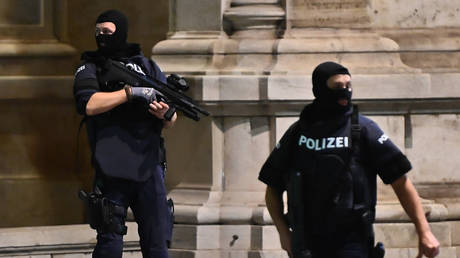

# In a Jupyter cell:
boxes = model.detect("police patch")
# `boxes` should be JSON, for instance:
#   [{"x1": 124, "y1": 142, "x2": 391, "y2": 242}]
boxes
[
  {"x1": 75, "y1": 65, "x2": 86, "y2": 76},
  {"x1": 125, "y1": 62, "x2": 146, "y2": 76},
  {"x1": 377, "y1": 134, "x2": 389, "y2": 144},
  {"x1": 298, "y1": 135, "x2": 349, "y2": 151}
]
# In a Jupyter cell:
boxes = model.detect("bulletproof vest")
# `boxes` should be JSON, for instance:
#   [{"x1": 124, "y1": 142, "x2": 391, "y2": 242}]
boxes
[
  {"x1": 286, "y1": 106, "x2": 374, "y2": 239},
  {"x1": 77, "y1": 55, "x2": 165, "y2": 182}
]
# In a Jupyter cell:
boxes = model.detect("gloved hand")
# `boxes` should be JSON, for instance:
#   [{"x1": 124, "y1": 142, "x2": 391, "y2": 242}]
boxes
[{"x1": 124, "y1": 85, "x2": 158, "y2": 103}]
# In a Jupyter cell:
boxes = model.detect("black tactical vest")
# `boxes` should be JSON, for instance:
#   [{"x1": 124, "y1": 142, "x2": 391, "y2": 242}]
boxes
[{"x1": 286, "y1": 106, "x2": 375, "y2": 239}]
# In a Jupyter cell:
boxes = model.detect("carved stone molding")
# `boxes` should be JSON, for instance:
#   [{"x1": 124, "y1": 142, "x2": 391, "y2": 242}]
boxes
[
  {"x1": 287, "y1": 0, "x2": 371, "y2": 28},
  {"x1": 223, "y1": 0, "x2": 285, "y2": 37}
]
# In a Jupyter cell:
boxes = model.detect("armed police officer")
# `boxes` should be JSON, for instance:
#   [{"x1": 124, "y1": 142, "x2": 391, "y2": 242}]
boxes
[
  {"x1": 73, "y1": 10, "x2": 175, "y2": 258},
  {"x1": 258, "y1": 62, "x2": 440, "y2": 258}
]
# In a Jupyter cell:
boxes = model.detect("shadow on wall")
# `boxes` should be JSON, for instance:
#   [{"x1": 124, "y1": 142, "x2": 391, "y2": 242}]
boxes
[{"x1": 0, "y1": 98, "x2": 93, "y2": 227}]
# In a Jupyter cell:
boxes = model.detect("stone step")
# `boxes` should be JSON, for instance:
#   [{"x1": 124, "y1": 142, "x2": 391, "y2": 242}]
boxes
[
  {"x1": 0, "y1": 223, "x2": 141, "y2": 257},
  {"x1": 0, "y1": 222, "x2": 458, "y2": 257},
  {"x1": 225, "y1": 5, "x2": 285, "y2": 18},
  {"x1": 232, "y1": 0, "x2": 280, "y2": 6}
]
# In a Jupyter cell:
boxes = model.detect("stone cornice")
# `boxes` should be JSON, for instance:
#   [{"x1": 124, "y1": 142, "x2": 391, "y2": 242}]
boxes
[
  {"x1": 202, "y1": 98, "x2": 460, "y2": 117},
  {"x1": 0, "y1": 42, "x2": 76, "y2": 57}
]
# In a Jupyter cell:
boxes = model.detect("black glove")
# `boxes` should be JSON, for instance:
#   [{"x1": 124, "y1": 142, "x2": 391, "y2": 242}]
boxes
[{"x1": 124, "y1": 85, "x2": 158, "y2": 103}]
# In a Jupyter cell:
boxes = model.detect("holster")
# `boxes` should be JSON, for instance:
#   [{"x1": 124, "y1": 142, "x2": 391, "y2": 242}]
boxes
[{"x1": 78, "y1": 189, "x2": 127, "y2": 235}]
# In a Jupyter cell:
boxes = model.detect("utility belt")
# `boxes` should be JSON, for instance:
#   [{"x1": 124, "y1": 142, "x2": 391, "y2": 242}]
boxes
[{"x1": 78, "y1": 188, "x2": 128, "y2": 235}]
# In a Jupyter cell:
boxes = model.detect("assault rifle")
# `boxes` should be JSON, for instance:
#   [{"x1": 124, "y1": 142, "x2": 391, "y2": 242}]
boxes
[
  {"x1": 103, "y1": 58, "x2": 210, "y2": 121},
  {"x1": 287, "y1": 170, "x2": 312, "y2": 258}
]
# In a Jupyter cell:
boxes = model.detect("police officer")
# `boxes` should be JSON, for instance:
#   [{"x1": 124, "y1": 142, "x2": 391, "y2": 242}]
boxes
[
  {"x1": 258, "y1": 62, "x2": 440, "y2": 258},
  {"x1": 73, "y1": 10, "x2": 174, "y2": 258}
]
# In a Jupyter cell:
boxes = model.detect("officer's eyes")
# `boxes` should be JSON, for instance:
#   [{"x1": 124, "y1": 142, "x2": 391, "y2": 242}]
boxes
[
  {"x1": 95, "y1": 28, "x2": 114, "y2": 35},
  {"x1": 332, "y1": 82, "x2": 352, "y2": 89}
]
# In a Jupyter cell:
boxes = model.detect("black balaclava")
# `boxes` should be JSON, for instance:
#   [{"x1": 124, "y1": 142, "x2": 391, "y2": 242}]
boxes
[
  {"x1": 299, "y1": 62, "x2": 352, "y2": 128},
  {"x1": 311, "y1": 61, "x2": 352, "y2": 116},
  {"x1": 95, "y1": 10, "x2": 128, "y2": 57}
]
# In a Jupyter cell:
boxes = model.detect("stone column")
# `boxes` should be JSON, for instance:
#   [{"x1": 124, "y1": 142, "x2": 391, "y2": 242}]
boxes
[{"x1": 155, "y1": 0, "x2": 460, "y2": 257}]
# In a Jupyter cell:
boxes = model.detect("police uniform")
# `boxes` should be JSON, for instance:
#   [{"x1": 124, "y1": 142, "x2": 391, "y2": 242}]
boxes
[
  {"x1": 74, "y1": 21, "x2": 172, "y2": 258},
  {"x1": 258, "y1": 62, "x2": 411, "y2": 258},
  {"x1": 259, "y1": 106, "x2": 411, "y2": 258}
]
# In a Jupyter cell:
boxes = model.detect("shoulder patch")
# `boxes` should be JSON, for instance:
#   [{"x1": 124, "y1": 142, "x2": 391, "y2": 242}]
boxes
[
  {"x1": 125, "y1": 62, "x2": 146, "y2": 76},
  {"x1": 377, "y1": 134, "x2": 389, "y2": 144},
  {"x1": 75, "y1": 65, "x2": 86, "y2": 76}
]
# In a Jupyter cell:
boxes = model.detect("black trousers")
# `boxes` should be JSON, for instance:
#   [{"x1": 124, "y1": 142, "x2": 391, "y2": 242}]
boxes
[{"x1": 92, "y1": 165, "x2": 171, "y2": 258}]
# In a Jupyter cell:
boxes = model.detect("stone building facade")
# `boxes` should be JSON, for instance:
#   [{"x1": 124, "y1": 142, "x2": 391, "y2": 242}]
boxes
[{"x1": 1, "y1": 0, "x2": 460, "y2": 257}]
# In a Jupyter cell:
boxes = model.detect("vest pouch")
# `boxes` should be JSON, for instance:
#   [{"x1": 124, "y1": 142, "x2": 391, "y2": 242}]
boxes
[
  {"x1": 306, "y1": 154, "x2": 354, "y2": 235},
  {"x1": 349, "y1": 156, "x2": 375, "y2": 231}
]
